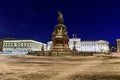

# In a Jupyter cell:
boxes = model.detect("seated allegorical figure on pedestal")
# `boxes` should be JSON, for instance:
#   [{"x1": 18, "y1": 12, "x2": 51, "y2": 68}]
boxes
[{"x1": 57, "y1": 26, "x2": 63, "y2": 36}]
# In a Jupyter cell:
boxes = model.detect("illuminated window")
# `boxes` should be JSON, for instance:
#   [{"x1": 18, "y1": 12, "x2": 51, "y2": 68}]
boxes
[{"x1": 21, "y1": 43, "x2": 23, "y2": 47}]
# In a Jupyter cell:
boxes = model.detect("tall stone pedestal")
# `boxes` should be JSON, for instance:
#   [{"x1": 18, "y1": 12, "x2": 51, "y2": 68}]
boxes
[
  {"x1": 51, "y1": 37, "x2": 71, "y2": 56},
  {"x1": 53, "y1": 37, "x2": 68, "y2": 50}
]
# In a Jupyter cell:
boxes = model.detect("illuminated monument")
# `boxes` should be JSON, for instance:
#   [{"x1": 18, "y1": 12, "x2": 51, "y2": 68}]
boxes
[{"x1": 51, "y1": 11, "x2": 71, "y2": 55}]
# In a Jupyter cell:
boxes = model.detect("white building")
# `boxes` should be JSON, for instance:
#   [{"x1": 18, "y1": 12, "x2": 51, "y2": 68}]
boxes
[
  {"x1": 3, "y1": 40, "x2": 46, "y2": 54},
  {"x1": 47, "y1": 41, "x2": 52, "y2": 51},
  {"x1": 69, "y1": 38, "x2": 109, "y2": 53},
  {"x1": 47, "y1": 38, "x2": 109, "y2": 53}
]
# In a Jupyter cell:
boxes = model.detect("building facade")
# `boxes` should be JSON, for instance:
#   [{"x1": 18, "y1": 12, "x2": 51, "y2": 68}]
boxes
[
  {"x1": 47, "y1": 41, "x2": 52, "y2": 51},
  {"x1": 69, "y1": 38, "x2": 109, "y2": 53},
  {"x1": 2, "y1": 40, "x2": 46, "y2": 54},
  {"x1": 0, "y1": 38, "x2": 16, "y2": 52},
  {"x1": 47, "y1": 38, "x2": 109, "y2": 53}
]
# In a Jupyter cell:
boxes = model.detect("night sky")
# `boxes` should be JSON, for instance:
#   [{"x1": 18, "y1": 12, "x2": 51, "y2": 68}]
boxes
[{"x1": 0, "y1": 0, "x2": 120, "y2": 45}]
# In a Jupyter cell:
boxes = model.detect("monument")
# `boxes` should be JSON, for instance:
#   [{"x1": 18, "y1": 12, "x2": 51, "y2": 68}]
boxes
[{"x1": 51, "y1": 11, "x2": 71, "y2": 56}]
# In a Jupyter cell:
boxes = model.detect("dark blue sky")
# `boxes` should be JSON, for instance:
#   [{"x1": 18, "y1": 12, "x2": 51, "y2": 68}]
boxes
[{"x1": 0, "y1": 0, "x2": 120, "y2": 45}]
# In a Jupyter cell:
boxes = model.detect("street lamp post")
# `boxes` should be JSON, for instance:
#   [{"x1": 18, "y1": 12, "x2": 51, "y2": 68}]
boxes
[{"x1": 72, "y1": 34, "x2": 77, "y2": 55}]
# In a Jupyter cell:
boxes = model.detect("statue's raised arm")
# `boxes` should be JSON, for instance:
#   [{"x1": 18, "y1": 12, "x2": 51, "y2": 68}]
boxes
[{"x1": 58, "y1": 11, "x2": 64, "y2": 24}]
